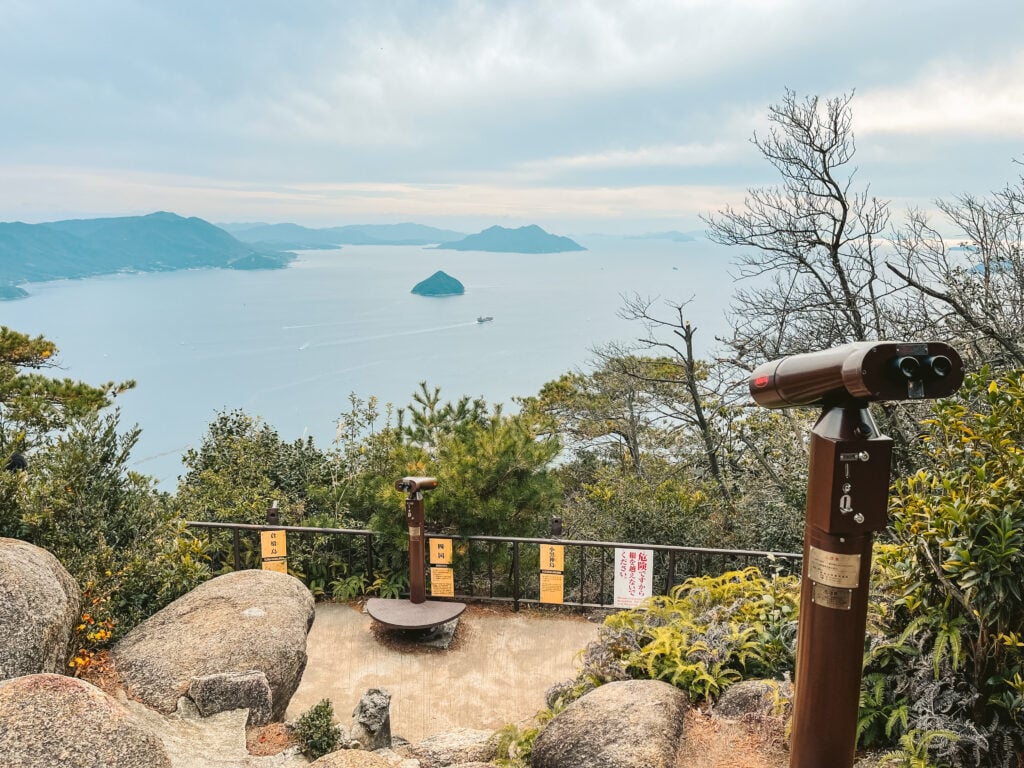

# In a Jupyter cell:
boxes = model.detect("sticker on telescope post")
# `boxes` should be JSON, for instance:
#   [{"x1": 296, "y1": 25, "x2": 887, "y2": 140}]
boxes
[
  {"x1": 811, "y1": 582, "x2": 853, "y2": 610},
  {"x1": 753, "y1": 374, "x2": 771, "y2": 389},
  {"x1": 807, "y1": 546, "x2": 861, "y2": 589}
]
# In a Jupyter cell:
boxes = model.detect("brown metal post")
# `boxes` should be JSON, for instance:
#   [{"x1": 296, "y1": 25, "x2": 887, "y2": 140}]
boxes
[
  {"x1": 406, "y1": 492, "x2": 426, "y2": 604},
  {"x1": 789, "y1": 405, "x2": 893, "y2": 768}
]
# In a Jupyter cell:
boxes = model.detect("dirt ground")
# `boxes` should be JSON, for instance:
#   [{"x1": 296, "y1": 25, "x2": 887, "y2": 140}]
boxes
[{"x1": 285, "y1": 601, "x2": 602, "y2": 742}]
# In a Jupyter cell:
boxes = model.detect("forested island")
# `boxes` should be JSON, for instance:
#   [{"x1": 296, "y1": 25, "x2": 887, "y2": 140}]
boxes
[
  {"x1": 0, "y1": 212, "x2": 293, "y2": 299},
  {"x1": 435, "y1": 224, "x2": 586, "y2": 253},
  {"x1": 410, "y1": 270, "x2": 465, "y2": 296}
]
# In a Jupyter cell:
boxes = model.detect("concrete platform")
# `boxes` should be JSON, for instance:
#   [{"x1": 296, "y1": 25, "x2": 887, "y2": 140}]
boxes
[
  {"x1": 365, "y1": 597, "x2": 466, "y2": 629},
  {"x1": 285, "y1": 602, "x2": 601, "y2": 742}
]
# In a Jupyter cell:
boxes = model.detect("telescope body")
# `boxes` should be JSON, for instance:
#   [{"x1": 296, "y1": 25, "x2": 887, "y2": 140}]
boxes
[{"x1": 749, "y1": 341, "x2": 964, "y2": 408}]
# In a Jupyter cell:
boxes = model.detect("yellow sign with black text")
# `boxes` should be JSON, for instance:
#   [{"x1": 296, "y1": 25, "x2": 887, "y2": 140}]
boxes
[
  {"x1": 261, "y1": 559, "x2": 288, "y2": 574},
  {"x1": 540, "y1": 544, "x2": 564, "y2": 572},
  {"x1": 260, "y1": 530, "x2": 287, "y2": 559},
  {"x1": 540, "y1": 572, "x2": 564, "y2": 604},
  {"x1": 430, "y1": 566, "x2": 455, "y2": 597},
  {"x1": 429, "y1": 538, "x2": 453, "y2": 565}
]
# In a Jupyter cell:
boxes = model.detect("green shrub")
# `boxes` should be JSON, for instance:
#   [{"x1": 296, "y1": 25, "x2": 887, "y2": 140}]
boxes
[
  {"x1": 547, "y1": 567, "x2": 799, "y2": 707},
  {"x1": 294, "y1": 698, "x2": 342, "y2": 760},
  {"x1": 873, "y1": 369, "x2": 1024, "y2": 766}
]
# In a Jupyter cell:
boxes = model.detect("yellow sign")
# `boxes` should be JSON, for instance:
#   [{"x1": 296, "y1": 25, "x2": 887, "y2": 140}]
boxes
[
  {"x1": 429, "y1": 538, "x2": 453, "y2": 565},
  {"x1": 261, "y1": 530, "x2": 287, "y2": 559},
  {"x1": 540, "y1": 572, "x2": 564, "y2": 604},
  {"x1": 261, "y1": 559, "x2": 288, "y2": 574},
  {"x1": 430, "y1": 566, "x2": 455, "y2": 597},
  {"x1": 540, "y1": 543, "x2": 564, "y2": 572}
]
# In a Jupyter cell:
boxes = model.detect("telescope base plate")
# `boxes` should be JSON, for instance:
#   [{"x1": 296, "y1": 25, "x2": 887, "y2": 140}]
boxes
[{"x1": 365, "y1": 597, "x2": 466, "y2": 630}]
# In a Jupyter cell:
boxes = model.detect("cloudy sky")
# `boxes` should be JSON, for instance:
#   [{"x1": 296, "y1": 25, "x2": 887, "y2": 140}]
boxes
[{"x1": 2, "y1": 0, "x2": 1022, "y2": 233}]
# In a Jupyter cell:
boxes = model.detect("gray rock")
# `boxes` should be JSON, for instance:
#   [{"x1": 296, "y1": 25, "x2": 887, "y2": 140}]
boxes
[
  {"x1": 0, "y1": 673, "x2": 171, "y2": 768},
  {"x1": 350, "y1": 688, "x2": 393, "y2": 750},
  {"x1": 531, "y1": 679, "x2": 689, "y2": 768},
  {"x1": 406, "y1": 728, "x2": 496, "y2": 768},
  {"x1": 188, "y1": 669, "x2": 274, "y2": 726},
  {"x1": 0, "y1": 537, "x2": 81, "y2": 680},
  {"x1": 112, "y1": 569, "x2": 315, "y2": 720},
  {"x1": 309, "y1": 750, "x2": 395, "y2": 767},
  {"x1": 714, "y1": 678, "x2": 793, "y2": 719}
]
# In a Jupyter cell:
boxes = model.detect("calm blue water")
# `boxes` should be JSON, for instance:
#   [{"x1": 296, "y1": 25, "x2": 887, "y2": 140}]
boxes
[{"x1": 3, "y1": 237, "x2": 736, "y2": 486}]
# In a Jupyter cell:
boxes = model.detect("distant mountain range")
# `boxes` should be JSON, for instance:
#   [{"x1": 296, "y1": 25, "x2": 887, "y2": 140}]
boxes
[
  {"x1": 0, "y1": 212, "x2": 293, "y2": 298},
  {"x1": 222, "y1": 222, "x2": 466, "y2": 249},
  {"x1": 436, "y1": 225, "x2": 586, "y2": 253}
]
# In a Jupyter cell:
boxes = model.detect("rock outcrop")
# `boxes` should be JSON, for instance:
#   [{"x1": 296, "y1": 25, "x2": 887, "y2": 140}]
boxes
[
  {"x1": 404, "y1": 728, "x2": 496, "y2": 768},
  {"x1": 0, "y1": 673, "x2": 171, "y2": 768},
  {"x1": 309, "y1": 751, "x2": 394, "y2": 767},
  {"x1": 530, "y1": 680, "x2": 689, "y2": 768},
  {"x1": 350, "y1": 688, "x2": 393, "y2": 750},
  {"x1": 188, "y1": 670, "x2": 274, "y2": 726},
  {"x1": 0, "y1": 537, "x2": 81, "y2": 680},
  {"x1": 112, "y1": 569, "x2": 315, "y2": 720},
  {"x1": 714, "y1": 678, "x2": 793, "y2": 719}
]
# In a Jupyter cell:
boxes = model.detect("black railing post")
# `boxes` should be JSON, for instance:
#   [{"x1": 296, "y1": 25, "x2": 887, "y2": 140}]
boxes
[
  {"x1": 512, "y1": 541, "x2": 520, "y2": 612},
  {"x1": 667, "y1": 550, "x2": 677, "y2": 595},
  {"x1": 366, "y1": 535, "x2": 374, "y2": 580},
  {"x1": 232, "y1": 528, "x2": 241, "y2": 571}
]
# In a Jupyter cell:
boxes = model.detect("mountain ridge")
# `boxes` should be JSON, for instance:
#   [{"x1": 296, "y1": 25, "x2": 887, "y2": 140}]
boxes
[
  {"x1": 435, "y1": 224, "x2": 586, "y2": 253},
  {"x1": 0, "y1": 212, "x2": 293, "y2": 298}
]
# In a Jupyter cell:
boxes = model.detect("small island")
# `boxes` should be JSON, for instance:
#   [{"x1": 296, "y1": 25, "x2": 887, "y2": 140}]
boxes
[
  {"x1": 411, "y1": 270, "x2": 465, "y2": 297},
  {"x1": 435, "y1": 224, "x2": 586, "y2": 254}
]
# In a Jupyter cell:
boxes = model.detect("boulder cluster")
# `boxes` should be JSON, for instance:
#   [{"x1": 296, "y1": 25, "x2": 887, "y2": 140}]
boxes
[{"x1": 0, "y1": 536, "x2": 795, "y2": 768}]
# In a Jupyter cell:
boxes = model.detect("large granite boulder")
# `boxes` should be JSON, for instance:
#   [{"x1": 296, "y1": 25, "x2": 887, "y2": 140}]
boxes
[
  {"x1": 112, "y1": 569, "x2": 314, "y2": 720},
  {"x1": 0, "y1": 537, "x2": 81, "y2": 680},
  {"x1": 531, "y1": 680, "x2": 689, "y2": 768},
  {"x1": 0, "y1": 673, "x2": 171, "y2": 768}
]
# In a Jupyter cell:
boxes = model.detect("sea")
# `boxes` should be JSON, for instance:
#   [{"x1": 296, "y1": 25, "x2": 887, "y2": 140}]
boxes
[{"x1": 3, "y1": 237, "x2": 737, "y2": 488}]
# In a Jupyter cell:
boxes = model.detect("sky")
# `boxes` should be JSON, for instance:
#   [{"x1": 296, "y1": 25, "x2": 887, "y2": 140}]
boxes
[{"x1": 2, "y1": 0, "x2": 1023, "y2": 235}]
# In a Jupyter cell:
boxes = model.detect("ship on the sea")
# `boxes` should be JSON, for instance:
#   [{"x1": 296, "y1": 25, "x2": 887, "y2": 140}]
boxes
[{"x1": 477, "y1": 316, "x2": 494, "y2": 323}]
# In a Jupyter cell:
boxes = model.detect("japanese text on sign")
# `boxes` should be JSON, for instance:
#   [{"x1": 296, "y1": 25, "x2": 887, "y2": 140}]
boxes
[
  {"x1": 260, "y1": 530, "x2": 287, "y2": 559},
  {"x1": 430, "y1": 566, "x2": 454, "y2": 598},
  {"x1": 541, "y1": 544, "x2": 564, "y2": 573},
  {"x1": 613, "y1": 547, "x2": 653, "y2": 608},
  {"x1": 429, "y1": 538, "x2": 453, "y2": 565},
  {"x1": 540, "y1": 572, "x2": 564, "y2": 604}
]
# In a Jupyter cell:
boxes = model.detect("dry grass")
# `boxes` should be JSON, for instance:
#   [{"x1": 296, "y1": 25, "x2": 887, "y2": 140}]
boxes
[{"x1": 677, "y1": 709, "x2": 789, "y2": 768}]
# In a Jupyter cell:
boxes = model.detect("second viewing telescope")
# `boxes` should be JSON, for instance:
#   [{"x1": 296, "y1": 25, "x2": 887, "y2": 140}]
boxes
[{"x1": 749, "y1": 341, "x2": 964, "y2": 408}]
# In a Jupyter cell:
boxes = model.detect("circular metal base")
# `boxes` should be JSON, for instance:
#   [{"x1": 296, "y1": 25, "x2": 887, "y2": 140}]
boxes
[{"x1": 365, "y1": 598, "x2": 467, "y2": 629}]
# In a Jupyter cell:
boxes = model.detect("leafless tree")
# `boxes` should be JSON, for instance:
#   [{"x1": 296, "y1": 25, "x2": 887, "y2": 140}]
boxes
[
  {"x1": 888, "y1": 176, "x2": 1024, "y2": 369},
  {"x1": 703, "y1": 90, "x2": 895, "y2": 367}
]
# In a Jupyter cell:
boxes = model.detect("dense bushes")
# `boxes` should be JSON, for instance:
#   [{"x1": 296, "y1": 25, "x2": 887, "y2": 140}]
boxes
[{"x1": 868, "y1": 370, "x2": 1024, "y2": 766}]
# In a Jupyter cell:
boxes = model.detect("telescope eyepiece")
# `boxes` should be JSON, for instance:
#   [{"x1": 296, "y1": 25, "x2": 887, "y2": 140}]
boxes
[
  {"x1": 927, "y1": 355, "x2": 952, "y2": 379},
  {"x1": 892, "y1": 356, "x2": 921, "y2": 380}
]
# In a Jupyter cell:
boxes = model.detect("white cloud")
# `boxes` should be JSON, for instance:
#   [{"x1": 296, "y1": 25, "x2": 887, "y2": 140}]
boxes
[
  {"x1": 857, "y1": 52, "x2": 1024, "y2": 138},
  {"x1": 0, "y1": 164, "x2": 743, "y2": 229}
]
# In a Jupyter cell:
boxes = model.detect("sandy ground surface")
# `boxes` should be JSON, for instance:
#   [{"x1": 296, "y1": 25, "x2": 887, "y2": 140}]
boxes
[{"x1": 285, "y1": 602, "x2": 602, "y2": 742}]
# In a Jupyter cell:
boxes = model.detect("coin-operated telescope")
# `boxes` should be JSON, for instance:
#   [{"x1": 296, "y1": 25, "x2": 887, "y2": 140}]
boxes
[
  {"x1": 365, "y1": 476, "x2": 466, "y2": 632},
  {"x1": 749, "y1": 342, "x2": 963, "y2": 768}
]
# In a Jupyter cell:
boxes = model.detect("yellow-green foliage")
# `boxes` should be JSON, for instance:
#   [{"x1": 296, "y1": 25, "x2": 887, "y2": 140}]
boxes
[{"x1": 558, "y1": 567, "x2": 799, "y2": 704}]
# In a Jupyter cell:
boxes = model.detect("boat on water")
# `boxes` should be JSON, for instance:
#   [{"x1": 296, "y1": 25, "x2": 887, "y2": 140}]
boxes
[{"x1": 476, "y1": 316, "x2": 494, "y2": 323}]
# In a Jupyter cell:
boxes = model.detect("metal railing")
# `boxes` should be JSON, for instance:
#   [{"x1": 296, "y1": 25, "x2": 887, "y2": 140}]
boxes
[{"x1": 186, "y1": 520, "x2": 802, "y2": 611}]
